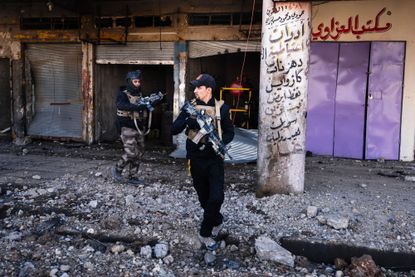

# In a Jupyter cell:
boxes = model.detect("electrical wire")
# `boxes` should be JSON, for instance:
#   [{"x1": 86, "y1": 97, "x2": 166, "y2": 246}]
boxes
[{"x1": 233, "y1": 0, "x2": 256, "y2": 124}]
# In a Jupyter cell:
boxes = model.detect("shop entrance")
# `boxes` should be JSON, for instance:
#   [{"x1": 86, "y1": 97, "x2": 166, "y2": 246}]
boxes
[
  {"x1": 306, "y1": 42, "x2": 405, "y2": 160},
  {"x1": 95, "y1": 64, "x2": 174, "y2": 144}
]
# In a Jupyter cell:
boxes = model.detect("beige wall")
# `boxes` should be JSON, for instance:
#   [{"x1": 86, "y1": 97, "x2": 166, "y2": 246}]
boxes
[{"x1": 311, "y1": 0, "x2": 415, "y2": 161}]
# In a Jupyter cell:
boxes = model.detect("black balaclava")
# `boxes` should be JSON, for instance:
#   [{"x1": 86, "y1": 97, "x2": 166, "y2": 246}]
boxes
[{"x1": 126, "y1": 70, "x2": 142, "y2": 94}]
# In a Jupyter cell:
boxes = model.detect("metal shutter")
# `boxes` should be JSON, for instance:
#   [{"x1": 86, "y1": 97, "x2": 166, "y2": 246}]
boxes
[
  {"x1": 26, "y1": 44, "x2": 82, "y2": 138},
  {"x1": 188, "y1": 41, "x2": 260, "y2": 58},
  {"x1": 96, "y1": 42, "x2": 175, "y2": 64}
]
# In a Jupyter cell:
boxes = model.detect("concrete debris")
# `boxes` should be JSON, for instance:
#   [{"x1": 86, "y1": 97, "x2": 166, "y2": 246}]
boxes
[
  {"x1": 404, "y1": 176, "x2": 415, "y2": 182},
  {"x1": 140, "y1": 245, "x2": 152, "y2": 259},
  {"x1": 255, "y1": 235, "x2": 295, "y2": 267},
  {"x1": 0, "y1": 142, "x2": 413, "y2": 276},
  {"x1": 326, "y1": 215, "x2": 349, "y2": 229},
  {"x1": 204, "y1": 252, "x2": 216, "y2": 266},
  {"x1": 334, "y1": 258, "x2": 348, "y2": 270},
  {"x1": 307, "y1": 206, "x2": 318, "y2": 218},
  {"x1": 154, "y1": 242, "x2": 169, "y2": 258},
  {"x1": 349, "y1": 255, "x2": 383, "y2": 277},
  {"x1": 110, "y1": 244, "x2": 125, "y2": 254}
]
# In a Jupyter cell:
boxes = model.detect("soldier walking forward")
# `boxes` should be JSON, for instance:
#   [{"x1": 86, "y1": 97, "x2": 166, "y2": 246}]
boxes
[{"x1": 171, "y1": 74, "x2": 234, "y2": 250}]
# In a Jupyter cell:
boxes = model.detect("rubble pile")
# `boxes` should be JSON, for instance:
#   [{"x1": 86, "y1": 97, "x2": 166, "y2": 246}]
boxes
[{"x1": 0, "y1": 142, "x2": 414, "y2": 276}]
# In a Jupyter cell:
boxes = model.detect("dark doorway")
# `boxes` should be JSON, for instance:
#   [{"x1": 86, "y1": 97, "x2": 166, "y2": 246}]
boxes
[{"x1": 95, "y1": 64, "x2": 174, "y2": 143}]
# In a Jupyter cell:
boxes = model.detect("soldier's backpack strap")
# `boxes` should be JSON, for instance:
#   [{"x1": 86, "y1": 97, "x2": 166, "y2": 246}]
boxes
[{"x1": 215, "y1": 99, "x2": 224, "y2": 140}]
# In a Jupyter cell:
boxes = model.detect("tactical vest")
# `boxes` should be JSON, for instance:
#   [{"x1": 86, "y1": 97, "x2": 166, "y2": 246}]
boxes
[
  {"x1": 116, "y1": 90, "x2": 148, "y2": 120},
  {"x1": 187, "y1": 99, "x2": 224, "y2": 142}
]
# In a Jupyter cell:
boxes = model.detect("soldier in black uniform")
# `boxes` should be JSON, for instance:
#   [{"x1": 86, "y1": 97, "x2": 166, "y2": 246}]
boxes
[
  {"x1": 171, "y1": 74, "x2": 234, "y2": 250},
  {"x1": 112, "y1": 69, "x2": 148, "y2": 185}
]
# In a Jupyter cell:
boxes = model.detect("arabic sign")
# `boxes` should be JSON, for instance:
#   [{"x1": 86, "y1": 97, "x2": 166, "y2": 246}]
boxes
[
  {"x1": 259, "y1": 1, "x2": 311, "y2": 154},
  {"x1": 312, "y1": 7, "x2": 392, "y2": 41}
]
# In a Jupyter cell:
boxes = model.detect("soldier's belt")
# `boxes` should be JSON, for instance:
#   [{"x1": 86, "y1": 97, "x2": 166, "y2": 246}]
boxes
[{"x1": 117, "y1": 110, "x2": 142, "y2": 120}]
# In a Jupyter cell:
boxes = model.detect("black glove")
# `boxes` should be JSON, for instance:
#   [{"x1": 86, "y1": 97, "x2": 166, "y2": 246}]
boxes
[
  {"x1": 185, "y1": 117, "x2": 199, "y2": 129},
  {"x1": 135, "y1": 104, "x2": 147, "y2": 112},
  {"x1": 151, "y1": 99, "x2": 160, "y2": 106},
  {"x1": 181, "y1": 105, "x2": 189, "y2": 114}
]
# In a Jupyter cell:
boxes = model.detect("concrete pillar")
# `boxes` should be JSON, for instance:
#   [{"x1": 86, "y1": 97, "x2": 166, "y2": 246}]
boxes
[
  {"x1": 257, "y1": 1, "x2": 311, "y2": 197},
  {"x1": 81, "y1": 42, "x2": 94, "y2": 144},
  {"x1": 173, "y1": 41, "x2": 187, "y2": 120},
  {"x1": 11, "y1": 59, "x2": 25, "y2": 140},
  {"x1": 172, "y1": 41, "x2": 187, "y2": 146}
]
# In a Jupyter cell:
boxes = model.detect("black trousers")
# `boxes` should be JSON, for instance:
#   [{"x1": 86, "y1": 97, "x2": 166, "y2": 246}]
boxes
[{"x1": 190, "y1": 158, "x2": 224, "y2": 237}]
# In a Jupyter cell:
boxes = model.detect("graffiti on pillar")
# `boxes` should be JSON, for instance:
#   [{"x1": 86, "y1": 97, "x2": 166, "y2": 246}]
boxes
[
  {"x1": 261, "y1": 1, "x2": 310, "y2": 154},
  {"x1": 312, "y1": 7, "x2": 392, "y2": 41}
]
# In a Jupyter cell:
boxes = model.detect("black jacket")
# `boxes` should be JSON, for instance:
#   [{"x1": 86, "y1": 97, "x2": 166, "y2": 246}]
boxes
[
  {"x1": 116, "y1": 87, "x2": 146, "y2": 130},
  {"x1": 171, "y1": 98, "x2": 235, "y2": 159}
]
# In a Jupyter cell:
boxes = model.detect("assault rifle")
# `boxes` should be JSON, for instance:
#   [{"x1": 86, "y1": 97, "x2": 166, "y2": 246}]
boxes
[
  {"x1": 182, "y1": 101, "x2": 232, "y2": 160},
  {"x1": 136, "y1": 91, "x2": 165, "y2": 112}
]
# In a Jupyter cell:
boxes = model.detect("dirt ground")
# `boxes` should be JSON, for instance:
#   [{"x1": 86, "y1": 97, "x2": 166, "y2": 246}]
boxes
[{"x1": 0, "y1": 138, "x2": 414, "y2": 277}]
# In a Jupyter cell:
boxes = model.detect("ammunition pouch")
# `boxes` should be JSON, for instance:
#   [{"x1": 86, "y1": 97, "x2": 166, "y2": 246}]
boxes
[{"x1": 187, "y1": 128, "x2": 207, "y2": 144}]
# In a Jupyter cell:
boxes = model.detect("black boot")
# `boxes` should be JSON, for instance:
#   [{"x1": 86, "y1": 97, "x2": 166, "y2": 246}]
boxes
[
  {"x1": 111, "y1": 166, "x2": 123, "y2": 183},
  {"x1": 127, "y1": 177, "x2": 144, "y2": 185}
]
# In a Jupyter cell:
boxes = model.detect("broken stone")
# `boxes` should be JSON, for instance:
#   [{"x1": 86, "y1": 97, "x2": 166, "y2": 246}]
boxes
[
  {"x1": 4, "y1": 231, "x2": 22, "y2": 241},
  {"x1": 83, "y1": 261, "x2": 94, "y2": 271},
  {"x1": 182, "y1": 234, "x2": 202, "y2": 250},
  {"x1": 255, "y1": 235, "x2": 294, "y2": 267},
  {"x1": 154, "y1": 242, "x2": 169, "y2": 258},
  {"x1": 32, "y1": 175, "x2": 41, "y2": 180},
  {"x1": 229, "y1": 244, "x2": 238, "y2": 252},
  {"x1": 326, "y1": 215, "x2": 349, "y2": 229},
  {"x1": 88, "y1": 200, "x2": 98, "y2": 208},
  {"x1": 307, "y1": 206, "x2": 318, "y2": 218},
  {"x1": 317, "y1": 215, "x2": 327, "y2": 224},
  {"x1": 19, "y1": 261, "x2": 35, "y2": 277},
  {"x1": 140, "y1": 245, "x2": 152, "y2": 258},
  {"x1": 125, "y1": 195, "x2": 135, "y2": 206},
  {"x1": 404, "y1": 176, "x2": 415, "y2": 182},
  {"x1": 60, "y1": 265, "x2": 70, "y2": 272},
  {"x1": 334, "y1": 257, "x2": 348, "y2": 269},
  {"x1": 335, "y1": 271, "x2": 344, "y2": 277},
  {"x1": 349, "y1": 255, "x2": 382, "y2": 277},
  {"x1": 163, "y1": 255, "x2": 174, "y2": 265},
  {"x1": 224, "y1": 259, "x2": 240, "y2": 270},
  {"x1": 204, "y1": 252, "x2": 216, "y2": 266},
  {"x1": 101, "y1": 215, "x2": 122, "y2": 230},
  {"x1": 111, "y1": 244, "x2": 125, "y2": 254},
  {"x1": 322, "y1": 207, "x2": 330, "y2": 213},
  {"x1": 50, "y1": 268, "x2": 58, "y2": 277}
]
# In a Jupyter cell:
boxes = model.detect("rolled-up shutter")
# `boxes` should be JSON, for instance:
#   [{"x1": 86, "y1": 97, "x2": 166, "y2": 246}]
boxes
[
  {"x1": 26, "y1": 44, "x2": 82, "y2": 138},
  {"x1": 189, "y1": 40, "x2": 260, "y2": 58},
  {"x1": 96, "y1": 42, "x2": 175, "y2": 64}
]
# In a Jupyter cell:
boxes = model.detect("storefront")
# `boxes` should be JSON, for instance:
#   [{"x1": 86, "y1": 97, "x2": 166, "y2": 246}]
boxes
[{"x1": 306, "y1": 0, "x2": 414, "y2": 161}]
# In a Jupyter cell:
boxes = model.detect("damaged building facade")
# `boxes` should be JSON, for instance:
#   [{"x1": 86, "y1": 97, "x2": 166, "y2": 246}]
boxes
[
  {"x1": 0, "y1": 0, "x2": 414, "y2": 161},
  {"x1": 0, "y1": 0, "x2": 263, "y2": 146}
]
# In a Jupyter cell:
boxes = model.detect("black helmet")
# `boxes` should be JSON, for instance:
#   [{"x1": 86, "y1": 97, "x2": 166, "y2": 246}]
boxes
[
  {"x1": 126, "y1": 70, "x2": 142, "y2": 93},
  {"x1": 126, "y1": 69, "x2": 142, "y2": 81}
]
